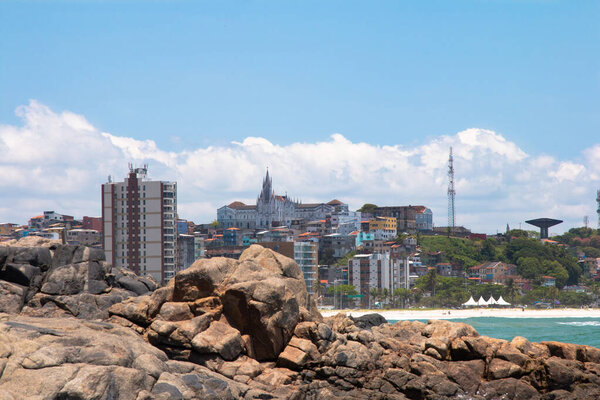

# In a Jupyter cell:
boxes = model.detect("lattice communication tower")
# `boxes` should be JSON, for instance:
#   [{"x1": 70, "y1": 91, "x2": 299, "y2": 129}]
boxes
[
  {"x1": 597, "y1": 190, "x2": 600, "y2": 229},
  {"x1": 448, "y1": 147, "x2": 456, "y2": 232}
]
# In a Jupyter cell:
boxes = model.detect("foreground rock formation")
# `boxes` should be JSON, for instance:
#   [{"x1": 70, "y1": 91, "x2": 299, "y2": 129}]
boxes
[
  {"x1": 0, "y1": 237, "x2": 156, "y2": 319},
  {"x1": 2, "y1": 242, "x2": 600, "y2": 399}
]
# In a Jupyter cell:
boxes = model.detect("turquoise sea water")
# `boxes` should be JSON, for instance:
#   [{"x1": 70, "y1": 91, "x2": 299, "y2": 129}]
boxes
[{"x1": 388, "y1": 317, "x2": 600, "y2": 348}]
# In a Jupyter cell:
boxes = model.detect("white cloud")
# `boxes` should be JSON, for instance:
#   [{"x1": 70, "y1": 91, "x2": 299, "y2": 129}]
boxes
[
  {"x1": 549, "y1": 162, "x2": 586, "y2": 183},
  {"x1": 0, "y1": 100, "x2": 599, "y2": 234}
]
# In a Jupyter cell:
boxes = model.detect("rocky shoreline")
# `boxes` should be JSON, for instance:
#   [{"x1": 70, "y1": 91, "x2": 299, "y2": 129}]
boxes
[{"x1": 1, "y1": 239, "x2": 600, "y2": 399}]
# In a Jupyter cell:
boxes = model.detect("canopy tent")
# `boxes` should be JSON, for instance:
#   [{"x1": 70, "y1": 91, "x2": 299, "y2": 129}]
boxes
[
  {"x1": 477, "y1": 296, "x2": 488, "y2": 306},
  {"x1": 496, "y1": 296, "x2": 511, "y2": 306},
  {"x1": 462, "y1": 296, "x2": 477, "y2": 307},
  {"x1": 487, "y1": 296, "x2": 498, "y2": 306}
]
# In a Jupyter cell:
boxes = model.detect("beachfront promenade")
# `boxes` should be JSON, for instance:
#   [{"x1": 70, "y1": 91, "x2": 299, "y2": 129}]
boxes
[{"x1": 319, "y1": 307, "x2": 600, "y2": 320}]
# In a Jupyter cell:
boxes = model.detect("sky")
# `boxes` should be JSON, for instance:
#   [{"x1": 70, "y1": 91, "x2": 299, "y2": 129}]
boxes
[{"x1": 0, "y1": 1, "x2": 599, "y2": 234}]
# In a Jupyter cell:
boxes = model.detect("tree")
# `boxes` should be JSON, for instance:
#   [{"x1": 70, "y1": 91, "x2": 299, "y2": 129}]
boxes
[
  {"x1": 544, "y1": 260, "x2": 569, "y2": 289},
  {"x1": 336, "y1": 250, "x2": 356, "y2": 267},
  {"x1": 393, "y1": 288, "x2": 411, "y2": 309},
  {"x1": 209, "y1": 220, "x2": 220, "y2": 228},
  {"x1": 313, "y1": 280, "x2": 324, "y2": 305},
  {"x1": 327, "y1": 284, "x2": 357, "y2": 309},
  {"x1": 481, "y1": 239, "x2": 497, "y2": 260},
  {"x1": 319, "y1": 248, "x2": 336, "y2": 265},
  {"x1": 505, "y1": 278, "x2": 519, "y2": 303},
  {"x1": 421, "y1": 269, "x2": 438, "y2": 295},
  {"x1": 547, "y1": 286, "x2": 560, "y2": 303},
  {"x1": 411, "y1": 287, "x2": 424, "y2": 305},
  {"x1": 581, "y1": 247, "x2": 600, "y2": 258},
  {"x1": 357, "y1": 203, "x2": 378, "y2": 213},
  {"x1": 517, "y1": 257, "x2": 544, "y2": 280},
  {"x1": 369, "y1": 287, "x2": 380, "y2": 308},
  {"x1": 382, "y1": 288, "x2": 390, "y2": 307}
]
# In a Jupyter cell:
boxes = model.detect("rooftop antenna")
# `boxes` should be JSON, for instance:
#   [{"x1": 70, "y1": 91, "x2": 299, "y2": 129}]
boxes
[{"x1": 447, "y1": 147, "x2": 456, "y2": 234}]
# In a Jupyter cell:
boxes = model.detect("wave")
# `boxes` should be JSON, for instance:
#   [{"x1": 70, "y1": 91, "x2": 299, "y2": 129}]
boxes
[{"x1": 557, "y1": 321, "x2": 600, "y2": 327}]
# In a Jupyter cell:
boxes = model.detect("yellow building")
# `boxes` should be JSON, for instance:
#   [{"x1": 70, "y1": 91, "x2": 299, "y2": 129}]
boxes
[
  {"x1": 369, "y1": 217, "x2": 396, "y2": 231},
  {"x1": 368, "y1": 217, "x2": 397, "y2": 240}
]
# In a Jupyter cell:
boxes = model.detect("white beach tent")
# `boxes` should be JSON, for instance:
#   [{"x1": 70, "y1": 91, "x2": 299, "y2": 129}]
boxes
[
  {"x1": 487, "y1": 296, "x2": 498, "y2": 306},
  {"x1": 496, "y1": 296, "x2": 511, "y2": 306},
  {"x1": 477, "y1": 296, "x2": 488, "y2": 306},
  {"x1": 463, "y1": 296, "x2": 477, "y2": 307}
]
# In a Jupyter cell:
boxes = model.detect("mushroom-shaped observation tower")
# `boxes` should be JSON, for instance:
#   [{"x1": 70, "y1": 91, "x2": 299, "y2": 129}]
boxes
[{"x1": 525, "y1": 218, "x2": 563, "y2": 239}]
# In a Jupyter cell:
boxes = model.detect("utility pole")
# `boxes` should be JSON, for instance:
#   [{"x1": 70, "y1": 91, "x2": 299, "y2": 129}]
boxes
[{"x1": 447, "y1": 147, "x2": 456, "y2": 235}]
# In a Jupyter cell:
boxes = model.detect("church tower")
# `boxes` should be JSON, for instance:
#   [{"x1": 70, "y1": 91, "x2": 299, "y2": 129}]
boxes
[{"x1": 257, "y1": 169, "x2": 276, "y2": 228}]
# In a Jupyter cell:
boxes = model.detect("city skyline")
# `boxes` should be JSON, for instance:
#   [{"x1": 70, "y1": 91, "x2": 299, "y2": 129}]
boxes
[{"x1": 0, "y1": 100, "x2": 598, "y2": 235}]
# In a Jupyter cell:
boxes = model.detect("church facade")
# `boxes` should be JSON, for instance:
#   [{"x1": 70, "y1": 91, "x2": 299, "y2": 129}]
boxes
[{"x1": 217, "y1": 171, "x2": 345, "y2": 230}]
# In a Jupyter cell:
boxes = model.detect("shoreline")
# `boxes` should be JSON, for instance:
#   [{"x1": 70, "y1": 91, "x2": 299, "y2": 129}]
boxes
[{"x1": 319, "y1": 307, "x2": 600, "y2": 320}]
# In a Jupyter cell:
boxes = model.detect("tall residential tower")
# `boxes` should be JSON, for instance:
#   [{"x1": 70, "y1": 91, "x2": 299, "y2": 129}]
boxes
[{"x1": 102, "y1": 165, "x2": 177, "y2": 283}]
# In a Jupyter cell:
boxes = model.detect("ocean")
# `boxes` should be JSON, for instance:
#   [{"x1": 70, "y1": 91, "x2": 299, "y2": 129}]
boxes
[{"x1": 388, "y1": 317, "x2": 600, "y2": 348}]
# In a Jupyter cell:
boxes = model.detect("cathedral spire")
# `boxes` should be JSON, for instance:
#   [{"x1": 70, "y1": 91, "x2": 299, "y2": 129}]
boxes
[{"x1": 259, "y1": 168, "x2": 273, "y2": 203}]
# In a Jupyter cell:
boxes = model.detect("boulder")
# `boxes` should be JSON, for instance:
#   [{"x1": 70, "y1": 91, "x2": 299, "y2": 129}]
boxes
[
  {"x1": 478, "y1": 378, "x2": 539, "y2": 400},
  {"x1": 350, "y1": 313, "x2": 387, "y2": 329},
  {"x1": 191, "y1": 320, "x2": 244, "y2": 361},
  {"x1": 0, "y1": 281, "x2": 26, "y2": 314},
  {"x1": 129, "y1": 245, "x2": 315, "y2": 361}
]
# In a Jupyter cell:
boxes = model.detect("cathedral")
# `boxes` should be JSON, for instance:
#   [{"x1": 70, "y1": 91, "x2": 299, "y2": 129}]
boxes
[{"x1": 217, "y1": 171, "x2": 345, "y2": 230}]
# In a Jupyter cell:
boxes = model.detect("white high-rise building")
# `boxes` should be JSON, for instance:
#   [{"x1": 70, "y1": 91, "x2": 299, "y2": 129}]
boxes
[{"x1": 102, "y1": 165, "x2": 177, "y2": 283}]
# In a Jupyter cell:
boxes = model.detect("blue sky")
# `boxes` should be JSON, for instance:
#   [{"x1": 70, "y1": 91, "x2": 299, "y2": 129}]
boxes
[
  {"x1": 2, "y1": 1, "x2": 598, "y2": 155},
  {"x1": 0, "y1": 1, "x2": 599, "y2": 233}
]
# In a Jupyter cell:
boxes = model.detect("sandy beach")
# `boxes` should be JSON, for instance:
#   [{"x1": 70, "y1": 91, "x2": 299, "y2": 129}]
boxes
[{"x1": 319, "y1": 307, "x2": 600, "y2": 320}]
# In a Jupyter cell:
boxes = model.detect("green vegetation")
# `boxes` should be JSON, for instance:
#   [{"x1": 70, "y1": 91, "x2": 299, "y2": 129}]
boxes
[
  {"x1": 357, "y1": 203, "x2": 378, "y2": 213},
  {"x1": 335, "y1": 250, "x2": 356, "y2": 266},
  {"x1": 319, "y1": 248, "x2": 336, "y2": 265},
  {"x1": 418, "y1": 236, "x2": 505, "y2": 269},
  {"x1": 404, "y1": 230, "x2": 595, "y2": 307},
  {"x1": 327, "y1": 284, "x2": 357, "y2": 308},
  {"x1": 506, "y1": 237, "x2": 582, "y2": 287},
  {"x1": 553, "y1": 227, "x2": 600, "y2": 262}
]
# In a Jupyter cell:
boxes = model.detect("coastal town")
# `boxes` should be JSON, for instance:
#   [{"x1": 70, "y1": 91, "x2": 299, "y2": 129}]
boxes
[{"x1": 2, "y1": 164, "x2": 600, "y2": 311}]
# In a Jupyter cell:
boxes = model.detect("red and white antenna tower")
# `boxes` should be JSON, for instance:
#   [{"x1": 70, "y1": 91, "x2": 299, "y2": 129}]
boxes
[{"x1": 448, "y1": 147, "x2": 456, "y2": 233}]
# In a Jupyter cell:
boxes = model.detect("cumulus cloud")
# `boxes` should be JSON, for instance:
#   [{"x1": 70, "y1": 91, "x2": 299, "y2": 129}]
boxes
[{"x1": 0, "y1": 100, "x2": 598, "y2": 234}]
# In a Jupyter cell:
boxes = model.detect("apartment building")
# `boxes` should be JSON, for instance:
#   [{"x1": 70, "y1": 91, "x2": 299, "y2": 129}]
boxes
[
  {"x1": 67, "y1": 229, "x2": 101, "y2": 246},
  {"x1": 177, "y1": 234, "x2": 196, "y2": 271},
  {"x1": 373, "y1": 206, "x2": 433, "y2": 232},
  {"x1": 102, "y1": 165, "x2": 177, "y2": 283},
  {"x1": 368, "y1": 217, "x2": 397, "y2": 241}
]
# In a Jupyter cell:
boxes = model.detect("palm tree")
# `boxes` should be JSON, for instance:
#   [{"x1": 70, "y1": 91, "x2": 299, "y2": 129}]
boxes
[
  {"x1": 313, "y1": 280, "x2": 324, "y2": 306},
  {"x1": 505, "y1": 278, "x2": 518, "y2": 303},
  {"x1": 381, "y1": 288, "x2": 390, "y2": 308},
  {"x1": 370, "y1": 287, "x2": 380, "y2": 309},
  {"x1": 394, "y1": 288, "x2": 411, "y2": 309},
  {"x1": 411, "y1": 287, "x2": 424, "y2": 306},
  {"x1": 423, "y1": 269, "x2": 438, "y2": 296}
]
